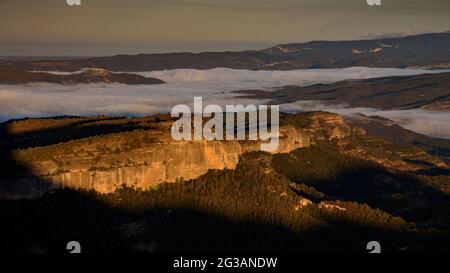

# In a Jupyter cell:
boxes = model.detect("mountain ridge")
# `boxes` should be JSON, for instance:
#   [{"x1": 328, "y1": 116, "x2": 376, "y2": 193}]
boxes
[
  {"x1": 235, "y1": 72, "x2": 450, "y2": 111},
  {"x1": 1, "y1": 112, "x2": 447, "y2": 198},
  {"x1": 0, "y1": 68, "x2": 164, "y2": 85},
  {"x1": 1, "y1": 32, "x2": 449, "y2": 72},
  {"x1": 1, "y1": 112, "x2": 449, "y2": 253}
]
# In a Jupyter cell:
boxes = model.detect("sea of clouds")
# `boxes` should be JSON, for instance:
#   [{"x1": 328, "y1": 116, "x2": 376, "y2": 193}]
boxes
[{"x1": 1, "y1": 67, "x2": 449, "y2": 138}]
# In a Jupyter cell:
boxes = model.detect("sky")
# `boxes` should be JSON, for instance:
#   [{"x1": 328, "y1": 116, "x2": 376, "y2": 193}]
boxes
[{"x1": 0, "y1": 0, "x2": 449, "y2": 56}]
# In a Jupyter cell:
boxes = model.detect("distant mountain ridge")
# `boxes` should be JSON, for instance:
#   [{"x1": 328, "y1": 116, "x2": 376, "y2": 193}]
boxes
[
  {"x1": 0, "y1": 68, "x2": 164, "y2": 85},
  {"x1": 1, "y1": 32, "x2": 449, "y2": 72},
  {"x1": 235, "y1": 72, "x2": 450, "y2": 111}
]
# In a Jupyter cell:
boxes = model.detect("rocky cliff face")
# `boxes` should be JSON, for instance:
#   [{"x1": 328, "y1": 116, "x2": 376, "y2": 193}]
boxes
[{"x1": 0, "y1": 112, "x2": 354, "y2": 197}]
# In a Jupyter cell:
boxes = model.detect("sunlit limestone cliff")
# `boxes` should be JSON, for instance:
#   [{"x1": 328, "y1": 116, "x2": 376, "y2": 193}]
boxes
[{"x1": 0, "y1": 112, "x2": 354, "y2": 197}]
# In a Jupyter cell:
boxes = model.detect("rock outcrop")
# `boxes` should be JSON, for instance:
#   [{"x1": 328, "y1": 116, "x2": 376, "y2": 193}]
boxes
[{"x1": 0, "y1": 112, "x2": 354, "y2": 198}]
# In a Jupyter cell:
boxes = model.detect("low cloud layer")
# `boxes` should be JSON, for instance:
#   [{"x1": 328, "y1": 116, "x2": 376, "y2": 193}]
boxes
[
  {"x1": 1, "y1": 67, "x2": 449, "y2": 138},
  {"x1": 142, "y1": 67, "x2": 444, "y2": 90}
]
